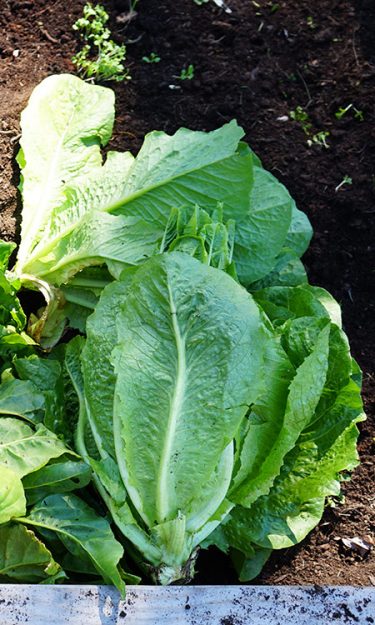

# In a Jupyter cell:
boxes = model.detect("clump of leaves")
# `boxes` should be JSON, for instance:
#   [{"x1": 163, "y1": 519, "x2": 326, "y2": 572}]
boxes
[{"x1": 72, "y1": 3, "x2": 130, "y2": 83}]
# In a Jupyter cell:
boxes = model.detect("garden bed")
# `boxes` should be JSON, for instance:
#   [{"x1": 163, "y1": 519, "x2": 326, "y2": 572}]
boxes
[{"x1": 0, "y1": 0, "x2": 373, "y2": 587}]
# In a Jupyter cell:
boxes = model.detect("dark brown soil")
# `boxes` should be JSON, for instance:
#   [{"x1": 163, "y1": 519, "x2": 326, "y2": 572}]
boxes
[{"x1": 0, "y1": 0, "x2": 374, "y2": 587}]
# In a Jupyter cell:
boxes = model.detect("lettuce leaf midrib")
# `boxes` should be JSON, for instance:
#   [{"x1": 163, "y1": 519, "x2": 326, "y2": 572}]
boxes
[{"x1": 156, "y1": 281, "x2": 188, "y2": 523}]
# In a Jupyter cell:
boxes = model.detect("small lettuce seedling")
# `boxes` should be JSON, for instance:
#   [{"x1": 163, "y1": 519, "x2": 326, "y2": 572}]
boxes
[
  {"x1": 142, "y1": 52, "x2": 161, "y2": 64},
  {"x1": 178, "y1": 64, "x2": 195, "y2": 80}
]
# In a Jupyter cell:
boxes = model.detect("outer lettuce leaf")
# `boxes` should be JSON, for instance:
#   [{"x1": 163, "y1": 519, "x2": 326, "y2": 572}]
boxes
[
  {"x1": 23, "y1": 458, "x2": 92, "y2": 506},
  {"x1": 245, "y1": 149, "x2": 312, "y2": 258},
  {"x1": 0, "y1": 418, "x2": 75, "y2": 478},
  {"x1": 234, "y1": 164, "x2": 293, "y2": 285},
  {"x1": 252, "y1": 284, "x2": 341, "y2": 327},
  {"x1": 0, "y1": 467, "x2": 26, "y2": 524},
  {"x1": 16, "y1": 74, "x2": 115, "y2": 270},
  {"x1": 13, "y1": 356, "x2": 65, "y2": 429},
  {"x1": 109, "y1": 122, "x2": 249, "y2": 225},
  {"x1": 285, "y1": 200, "x2": 313, "y2": 257},
  {"x1": 0, "y1": 378, "x2": 44, "y2": 421},
  {"x1": 0, "y1": 524, "x2": 64, "y2": 583},
  {"x1": 81, "y1": 274, "x2": 137, "y2": 460},
  {"x1": 207, "y1": 311, "x2": 364, "y2": 579},
  {"x1": 230, "y1": 325, "x2": 330, "y2": 506},
  {"x1": 15, "y1": 83, "x2": 252, "y2": 286},
  {"x1": 248, "y1": 249, "x2": 308, "y2": 290},
  {"x1": 25, "y1": 211, "x2": 159, "y2": 286},
  {"x1": 18, "y1": 494, "x2": 125, "y2": 595}
]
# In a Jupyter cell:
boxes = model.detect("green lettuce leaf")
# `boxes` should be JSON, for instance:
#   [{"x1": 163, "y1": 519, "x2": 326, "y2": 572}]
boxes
[
  {"x1": 15, "y1": 76, "x2": 251, "y2": 286},
  {"x1": 0, "y1": 467, "x2": 26, "y2": 524},
  {"x1": 16, "y1": 74, "x2": 115, "y2": 271},
  {"x1": 23, "y1": 458, "x2": 92, "y2": 506},
  {"x1": 206, "y1": 320, "x2": 364, "y2": 579},
  {"x1": 0, "y1": 418, "x2": 75, "y2": 478},
  {"x1": 234, "y1": 164, "x2": 292, "y2": 284},
  {"x1": 0, "y1": 524, "x2": 64, "y2": 582},
  {"x1": 18, "y1": 494, "x2": 125, "y2": 595}
]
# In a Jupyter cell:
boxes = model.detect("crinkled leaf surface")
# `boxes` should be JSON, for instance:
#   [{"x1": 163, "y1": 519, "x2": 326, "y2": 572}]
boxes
[
  {"x1": 208, "y1": 322, "x2": 364, "y2": 574},
  {"x1": 110, "y1": 252, "x2": 267, "y2": 526},
  {"x1": 230, "y1": 325, "x2": 330, "y2": 506},
  {"x1": 253, "y1": 284, "x2": 340, "y2": 327},
  {"x1": 16, "y1": 74, "x2": 115, "y2": 270},
  {"x1": 81, "y1": 273, "x2": 137, "y2": 460}
]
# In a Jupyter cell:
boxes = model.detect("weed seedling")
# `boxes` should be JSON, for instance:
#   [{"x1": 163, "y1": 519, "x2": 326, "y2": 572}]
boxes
[
  {"x1": 335, "y1": 104, "x2": 353, "y2": 120},
  {"x1": 290, "y1": 106, "x2": 312, "y2": 135},
  {"x1": 269, "y1": 2, "x2": 280, "y2": 13},
  {"x1": 335, "y1": 175, "x2": 353, "y2": 192},
  {"x1": 307, "y1": 131, "x2": 330, "y2": 149},
  {"x1": 142, "y1": 52, "x2": 161, "y2": 64},
  {"x1": 290, "y1": 107, "x2": 330, "y2": 148},
  {"x1": 335, "y1": 103, "x2": 364, "y2": 122},
  {"x1": 306, "y1": 16, "x2": 316, "y2": 29},
  {"x1": 72, "y1": 3, "x2": 130, "y2": 83},
  {"x1": 178, "y1": 64, "x2": 195, "y2": 80}
]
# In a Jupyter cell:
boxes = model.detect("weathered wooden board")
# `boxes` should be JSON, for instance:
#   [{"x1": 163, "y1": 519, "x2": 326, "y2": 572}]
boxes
[{"x1": 0, "y1": 585, "x2": 374, "y2": 625}]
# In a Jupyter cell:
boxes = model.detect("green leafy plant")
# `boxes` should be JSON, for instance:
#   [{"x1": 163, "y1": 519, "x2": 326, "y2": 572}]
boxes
[
  {"x1": 72, "y1": 3, "x2": 129, "y2": 83},
  {"x1": 142, "y1": 52, "x2": 161, "y2": 64},
  {"x1": 178, "y1": 64, "x2": 195, "y2": 80},
  {"x1": 0, "y1": 74, "x2": 364, "y2": 589}
]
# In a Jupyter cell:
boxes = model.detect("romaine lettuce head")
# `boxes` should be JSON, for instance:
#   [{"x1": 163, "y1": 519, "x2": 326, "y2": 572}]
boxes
[
  {"x1": 72, "y1": 252, "x2": 270, "y2": 583},
  {"x1": 68, "y1": 253, "x2": 364, "y2": 584}
]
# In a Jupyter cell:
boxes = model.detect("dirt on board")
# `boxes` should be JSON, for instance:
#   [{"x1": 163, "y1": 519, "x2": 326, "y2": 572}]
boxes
[{"x1": 0, "y1": 0, "x2": 374, "y2": 587}]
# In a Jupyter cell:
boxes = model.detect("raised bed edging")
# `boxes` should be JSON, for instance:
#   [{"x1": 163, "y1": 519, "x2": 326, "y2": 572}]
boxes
[{"x1": 0, "y1": 585, "x2": 374, "y2": 625}]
